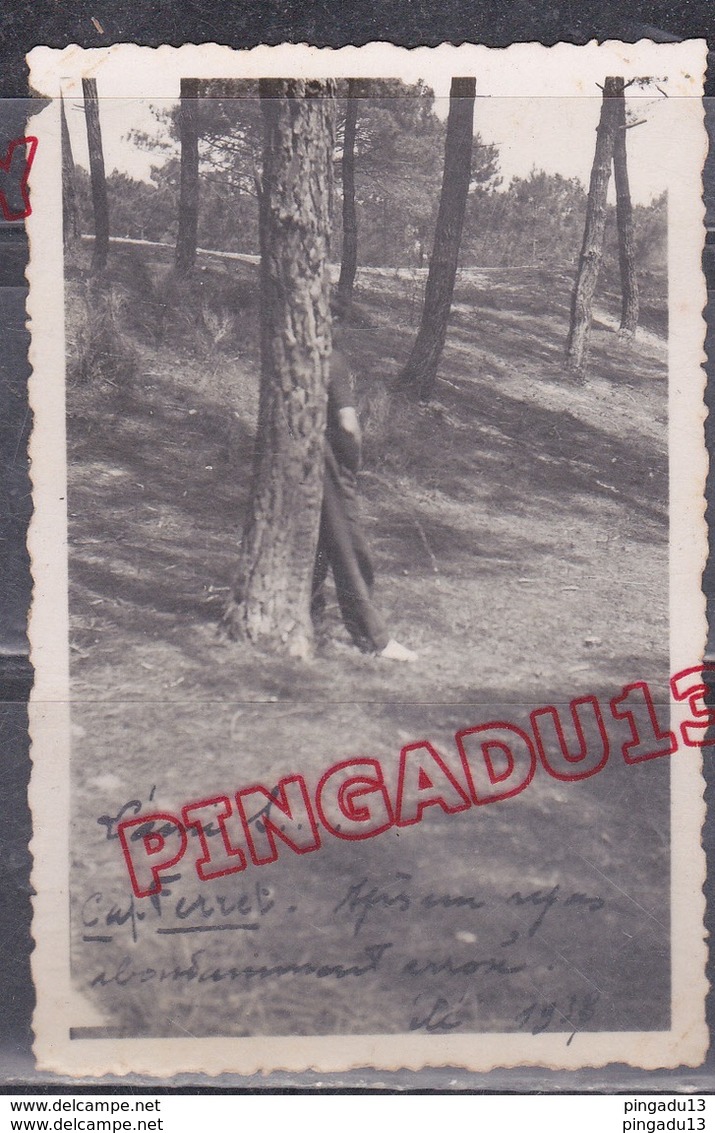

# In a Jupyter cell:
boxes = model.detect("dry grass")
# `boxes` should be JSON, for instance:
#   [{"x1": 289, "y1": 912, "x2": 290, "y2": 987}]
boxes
[{"x1": 65, "y1": 243, "x2": 671, "y2": 1038}]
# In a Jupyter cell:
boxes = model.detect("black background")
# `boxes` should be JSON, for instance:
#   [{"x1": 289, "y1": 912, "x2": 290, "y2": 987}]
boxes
[{"x1": 0, "y1": 0, "x2": 713, "y2": 1091}]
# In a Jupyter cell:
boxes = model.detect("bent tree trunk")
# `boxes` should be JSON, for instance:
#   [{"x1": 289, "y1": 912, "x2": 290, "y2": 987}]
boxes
[
  {"x1": 566, "y1": 76, "x2": 620, "y2": 373},
  {"x1": 60, "y1": 95, "x2": 79, "y2": 249},
  {"x1": 398, "y1": 76, "x2": 476, "y2": 403},
  {"x1": 337, "y1": 80, "x2": 359, "y2": 312},
  {"x1": 613, "y1": 79, "x2": 639, "y2": 337},
  {"x1": 225, "y1": 79, "x2": 336, "y2": 658},
  {"x1": 82, "y1": 78, "x2": 109, "y2": 273},
  {"x1": 175, "y1": 78, "x2": 200, "y2": 276}
]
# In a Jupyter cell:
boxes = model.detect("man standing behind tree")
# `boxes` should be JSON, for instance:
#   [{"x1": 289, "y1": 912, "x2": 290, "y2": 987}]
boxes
[{"x1": 311, "y1": 331, "x2": 418, "y2": 662}]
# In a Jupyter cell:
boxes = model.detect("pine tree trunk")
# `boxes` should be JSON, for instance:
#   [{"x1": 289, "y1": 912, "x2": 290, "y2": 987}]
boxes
[
  {"x1": 337, "y1": 81, "x2": 359, "y2": 312},
  {"x1": 175, "y1": 78, "x2": 200, "y2": 277},
  {"x1": 397, "y1": 76, "x2": 476, "y2": 403},
  {"x1": 225, "y1": 79, "x2": 336, "y2": 658},
  {"x1": 566, "y1": 77, "x2": 620, "y2": 373},
  {"x1": 60, "y1": 95, "x2": 79, "y2": 249},
  {"x1": 82, "y1": 78, "x2": 109, "y2": 274},
  {"x1": 613, "y1": 79, "x2": 639, "y2": 337}
]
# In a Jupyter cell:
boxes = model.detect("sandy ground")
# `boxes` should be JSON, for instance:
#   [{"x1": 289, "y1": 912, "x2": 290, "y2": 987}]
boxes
[{"x1": 63, "y1": 247, "x2": 671, "y2": 1038}]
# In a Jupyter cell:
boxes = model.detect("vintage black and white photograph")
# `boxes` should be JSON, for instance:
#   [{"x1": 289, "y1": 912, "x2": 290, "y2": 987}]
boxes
[{"x1": 26, "y1": 42, "x2": 707, "y2": 1075}]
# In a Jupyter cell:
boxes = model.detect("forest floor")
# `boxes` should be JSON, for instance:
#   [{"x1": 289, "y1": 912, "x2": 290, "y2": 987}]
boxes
[{"x1": 63, "y1": 244, "x2": 674, "y2": 1043}]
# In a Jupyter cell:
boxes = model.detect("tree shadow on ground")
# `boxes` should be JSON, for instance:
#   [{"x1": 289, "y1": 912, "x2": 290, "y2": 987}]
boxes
[{"x1": 65, "y1": 257, "x2": 669, "y2": 709}]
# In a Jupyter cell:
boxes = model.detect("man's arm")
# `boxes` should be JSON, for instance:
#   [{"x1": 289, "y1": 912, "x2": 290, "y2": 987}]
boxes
[
  {"x1": 330, "y1": 348, "x2": 363, "y2": 470},
  {"x1": 338, "y1": 406, "x2": 362, "y2": 448},
  {"x1": 335, "y1": 406, "x2": 362, "y2": 471}
]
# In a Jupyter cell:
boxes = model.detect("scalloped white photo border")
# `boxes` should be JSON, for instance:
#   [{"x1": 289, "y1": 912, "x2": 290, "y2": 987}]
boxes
[{"x1": 26, "y1": 39, "x2": 709, "y2": 1077}]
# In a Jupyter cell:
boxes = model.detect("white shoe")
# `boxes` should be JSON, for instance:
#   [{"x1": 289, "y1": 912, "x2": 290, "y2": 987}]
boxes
[{"x1": 379, "y1": 638, "x2": 418, "y2": 662}]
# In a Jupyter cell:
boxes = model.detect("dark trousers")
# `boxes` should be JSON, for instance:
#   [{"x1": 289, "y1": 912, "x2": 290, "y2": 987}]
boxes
[{"x1": 311, "y1": 445, "x2": 389, "y2": 652}]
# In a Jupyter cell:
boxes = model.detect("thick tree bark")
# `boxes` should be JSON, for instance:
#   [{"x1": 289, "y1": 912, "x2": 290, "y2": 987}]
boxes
[
  {"x1": 225, "y1": 79, "x2": 336, "y2": 658},
  {"x1": 60, "y1": 95, "x2": 79, "y2": 249},
  {"x1": 82, "y1": 78, "x2": 109, "y2": 273},
  {"x1": 397, "y1": 76, "x2": 476, "y2": 403},
  {"x1": 613, "y1": 79, "x2": 639, "y2": 337},
  {"x1": 175, "y1": 78, "x2": 200, "y2": 276},
  {"x1": 337, "y1": 81, "x2": 359, "y2": 312},
  {"x1": 566, "y1": 77, "x2": 620, "y2": 373}
]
